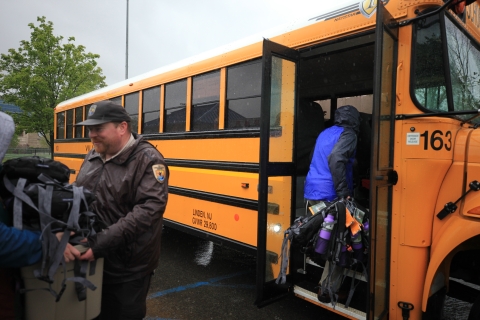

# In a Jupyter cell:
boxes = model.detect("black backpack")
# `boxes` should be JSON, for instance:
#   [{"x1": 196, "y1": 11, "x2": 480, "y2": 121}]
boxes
[
  {"x1": 0, "y1": 156, "x2": 100, "y2": 301},
  {"x1": 275, "y1": 201, "x2": 336, "y2": 285}
]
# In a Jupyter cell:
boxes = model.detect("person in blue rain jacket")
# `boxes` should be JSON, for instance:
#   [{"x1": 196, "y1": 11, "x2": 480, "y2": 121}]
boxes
[{"x1": 304, "y1": 105, "x2": 360, "y2": 303}]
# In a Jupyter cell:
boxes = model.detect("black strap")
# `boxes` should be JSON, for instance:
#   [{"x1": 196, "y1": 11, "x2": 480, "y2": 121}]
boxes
[
  {"x1": 321, "y1": 262, "x2": 344, "y2": 309},
  {"x1": 344, "y1": 260, "x2": 368, "y2": 308},
  {"x1": 72, "y1": 260, "x2": 91, "y2": 301},
  {"x1": 333, "y1": 202, "x2": 347, "y2": 265},
  {"x1": 275, "y1": 230, "x2": 293, "y2": 285}
]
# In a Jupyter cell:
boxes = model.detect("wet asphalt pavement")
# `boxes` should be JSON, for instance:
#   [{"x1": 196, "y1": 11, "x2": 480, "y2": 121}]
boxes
[
  {"x1": 145, "y1": 227, "x2": 344, "y2": 320},
  {"x1": 144, "y1": 227, "x2": 473, "y2": 320}
]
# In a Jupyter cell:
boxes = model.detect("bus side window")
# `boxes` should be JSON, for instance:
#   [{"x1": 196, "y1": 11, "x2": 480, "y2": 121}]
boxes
[
  {"x1": 66, "y1": 109, "x2": 73, "y2": 139},
  {"x1": 164, "y1": 79, "x2": 187, "y2": 133},
  {"x1": 110, "y1": 96, "x2": 122, "y2": 106},
  {"x1": 191, "y1": 70, "x2": 220, "y2": 131},
  {"x1": 226, "y1": 59, "x2": 261, "y2": 129},
  {"x1": 57, "y1": 111, "x2": 65, "y2": 139},
  {"x1": 74, "y1": 106, "x2": 84, "y2": 138},
  {"x1": 83, "y1": 105, "x2": 91, "y2": 138},
  {"x1": 142, "y1": 86, "x2": 160, "y2": 134},
  {"x1": 125, "y1": 92, "x2": 139, "y2": 133}
]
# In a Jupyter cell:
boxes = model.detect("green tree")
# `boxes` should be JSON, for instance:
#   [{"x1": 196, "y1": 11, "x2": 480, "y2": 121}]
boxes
[{"x1": 0, "y1": 16, "x2": 106, "y2": 154}]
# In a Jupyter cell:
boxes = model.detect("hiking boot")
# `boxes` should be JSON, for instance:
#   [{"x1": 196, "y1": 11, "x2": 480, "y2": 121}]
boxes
[
  {"x1": 317, "y1": 287, "x2": 349, "y2": 304},
  {"x1": 317, "y1": 288, "x2": 331, "y2": 303}
]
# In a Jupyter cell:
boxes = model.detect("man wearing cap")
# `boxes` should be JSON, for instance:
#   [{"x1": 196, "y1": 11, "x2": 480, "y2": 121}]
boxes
[{"x1": 75, "y1": 100, "x2": 168, "y2": 320}]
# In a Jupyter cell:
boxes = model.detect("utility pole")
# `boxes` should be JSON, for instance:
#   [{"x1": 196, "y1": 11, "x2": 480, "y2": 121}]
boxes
[{"x1": 125, "y1": 0, "x2": 129, "y2": 79}]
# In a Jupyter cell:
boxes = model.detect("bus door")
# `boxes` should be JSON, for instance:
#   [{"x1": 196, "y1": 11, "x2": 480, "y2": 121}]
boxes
[
  {"x1": 368, "y1": 2, "x2": 398, "y2": 319},
  {"x1": 256, "y1": 39, "x2": 299, "y2": 306}
]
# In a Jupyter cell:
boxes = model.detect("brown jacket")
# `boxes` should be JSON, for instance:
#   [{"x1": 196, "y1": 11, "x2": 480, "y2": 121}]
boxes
[{"x1": 75, "y1": 134, "x2": 168, "y2": 284}]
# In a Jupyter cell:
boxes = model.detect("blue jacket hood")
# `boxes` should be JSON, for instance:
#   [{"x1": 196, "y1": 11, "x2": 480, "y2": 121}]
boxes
[{"x1": 334, "y1": 105, "x2": 360, "y2": 134}]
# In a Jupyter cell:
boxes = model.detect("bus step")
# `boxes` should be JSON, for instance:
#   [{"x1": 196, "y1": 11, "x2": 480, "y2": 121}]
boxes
[{"x1": 293, "y1": 285, "x2": 366, "y2": 319}]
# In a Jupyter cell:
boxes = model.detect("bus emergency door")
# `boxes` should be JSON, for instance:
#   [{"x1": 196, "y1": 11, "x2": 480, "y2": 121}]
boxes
[
  {"x1": 256, "y1": 39, "x2": 299, "y2": 306},
  {"x1": 368, "y1": 2, "x2": 398, "y2": 319}
]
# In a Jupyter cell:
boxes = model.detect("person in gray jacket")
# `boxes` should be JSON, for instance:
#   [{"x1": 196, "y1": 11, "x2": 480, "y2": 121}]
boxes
[{"x1": 76, "y1": 101, "x2": 169, "y2": 320}]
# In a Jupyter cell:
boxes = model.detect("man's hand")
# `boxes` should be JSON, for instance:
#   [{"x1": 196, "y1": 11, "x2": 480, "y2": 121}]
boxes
[
  {"x1": 55, "y1": 232, "x2": 81, "y2": 263},
  {"x1": 79, "y1": 248, "x2": 95, "y2": 262}
]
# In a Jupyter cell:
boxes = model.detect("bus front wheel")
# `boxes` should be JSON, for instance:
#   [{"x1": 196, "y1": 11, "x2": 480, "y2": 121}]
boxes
[{"x1": 468, "y1": 295, "x2": 480, "y2": 320}]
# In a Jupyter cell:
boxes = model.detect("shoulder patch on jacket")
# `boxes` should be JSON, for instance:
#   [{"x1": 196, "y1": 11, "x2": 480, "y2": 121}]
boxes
[{"x1": 152, "y1": 164, "x2": 166, "y2": 183}]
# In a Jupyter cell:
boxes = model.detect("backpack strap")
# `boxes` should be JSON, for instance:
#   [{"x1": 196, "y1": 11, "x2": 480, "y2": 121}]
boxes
[
  {"x1": 344, "y1": 260, "x2": 368, "y2": 308},
  {"x1": 29, "y1": 183, "x2": 66, "y2": 299},
  {"x1": 333, "y1": 201, "x2": 347, "y2": 265},
  {"x1": 320, "y1": 261, "x2": 345, "y2": 308},
  {"x1": 275, "y1": 229, "x2": 293, "y2": 285},
  {"x1": 12, "y1": 178, "x2": 28, "y2": 230},
  {"x1": 58, "y1": 184, "x2": 98, "y2": 301},
  {"x1": 70, "y1": 259, "x2": 97, "y2": 301}
]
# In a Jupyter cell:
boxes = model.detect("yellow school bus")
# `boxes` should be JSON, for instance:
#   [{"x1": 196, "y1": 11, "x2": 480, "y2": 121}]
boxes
[{"x1": 54, "y1": 0, "x2": 480, "y2": 318}]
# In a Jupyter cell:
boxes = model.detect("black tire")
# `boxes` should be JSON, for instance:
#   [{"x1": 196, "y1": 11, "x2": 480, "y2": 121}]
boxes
[
  {"x1": 424, "y1": 287, "x2": 446, "y2": 320},
  {"x1": 468, "y1": 295, "x2": 480, "y2": 320}
]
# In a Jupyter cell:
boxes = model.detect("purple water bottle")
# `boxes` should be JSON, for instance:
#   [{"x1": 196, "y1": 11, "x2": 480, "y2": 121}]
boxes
[
  {"x1": 314, "y1": 213, "x2": 335, "y2": 255},
  {"x1": 351, "y1": 231, "x2": 363, "y2": 262},
  {"x1": 363, "y1": 220, "x2": 370, "y2": 238}
]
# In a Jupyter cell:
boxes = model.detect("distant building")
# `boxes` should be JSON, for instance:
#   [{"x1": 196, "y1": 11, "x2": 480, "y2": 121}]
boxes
[{"x1": 0, "y1": 99, "x2": 47, "y2": 148}]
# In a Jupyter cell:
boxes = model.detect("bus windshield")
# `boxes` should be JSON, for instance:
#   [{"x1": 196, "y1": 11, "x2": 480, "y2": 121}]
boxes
[{"x1": 413, "y1": 13, "x2": 480, "y2": 120}]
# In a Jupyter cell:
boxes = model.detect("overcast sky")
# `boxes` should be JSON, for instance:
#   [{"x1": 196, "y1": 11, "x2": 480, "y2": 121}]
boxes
[{"x1": 1, "y1": 0, "x2": 353, "y2": 86}]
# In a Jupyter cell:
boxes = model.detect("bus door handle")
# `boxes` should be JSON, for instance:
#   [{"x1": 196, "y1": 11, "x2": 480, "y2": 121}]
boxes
[{"x1": 374, "y1": 170, "x2": 398, "y2": 185}]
